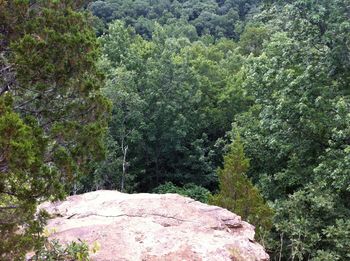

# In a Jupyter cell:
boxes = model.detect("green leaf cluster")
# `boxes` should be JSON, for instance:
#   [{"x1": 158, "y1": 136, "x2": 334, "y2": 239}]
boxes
[
  {"x1": 153, "y1": 182, "x2": 212, "y2": 203},
  {"x1": 31, "y1": 239, "x2": 90, "y2": 261}
]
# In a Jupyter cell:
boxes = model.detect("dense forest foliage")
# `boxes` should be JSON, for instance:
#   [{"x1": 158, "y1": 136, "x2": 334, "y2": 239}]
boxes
[
  {"x1": 0, "y1": 0, "x2": 349, "y2": 260},
  {"x1": 89, "y1": 0, "x2": 262, "y2": 39},
  {"x1": 87, "y1": 0, "x2": 350, "y2": 260},
  {"x1": 0, "y1": 0, "x2": 108, "y2": 258}
]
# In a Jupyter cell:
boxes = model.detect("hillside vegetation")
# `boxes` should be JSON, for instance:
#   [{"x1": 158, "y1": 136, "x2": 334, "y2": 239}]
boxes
[{"x1": 1, "y1": 0, "x2": 349, "y2": 260}]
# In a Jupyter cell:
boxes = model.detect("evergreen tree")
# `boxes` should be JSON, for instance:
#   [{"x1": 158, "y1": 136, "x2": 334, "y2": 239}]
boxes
[
  {"x1": 0, "y1": 1, "x2": 109, "y2": 258},
  {"x1": 209, "y1": 134, "x2": 273, "y2": 241}
]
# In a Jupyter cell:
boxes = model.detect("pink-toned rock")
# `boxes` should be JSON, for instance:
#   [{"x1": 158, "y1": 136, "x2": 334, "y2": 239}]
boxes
[{"x1": 39, "y1": 190, "x2": 269, "y2": 261}]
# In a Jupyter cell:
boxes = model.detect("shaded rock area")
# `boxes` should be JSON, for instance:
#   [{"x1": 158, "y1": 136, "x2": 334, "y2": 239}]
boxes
[{"x1": 39, "y1": 190, "x2": 269, "y2": 261}]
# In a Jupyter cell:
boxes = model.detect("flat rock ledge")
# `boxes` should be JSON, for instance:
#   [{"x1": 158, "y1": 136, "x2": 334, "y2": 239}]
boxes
[{"x1": 39, "y1": 190, "x2": 269, "y2": 261}]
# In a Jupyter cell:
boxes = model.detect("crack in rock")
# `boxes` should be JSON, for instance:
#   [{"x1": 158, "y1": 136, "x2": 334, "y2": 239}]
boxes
[{"x1": 66, "y1": 212, "x2": 199, "y2": 224}]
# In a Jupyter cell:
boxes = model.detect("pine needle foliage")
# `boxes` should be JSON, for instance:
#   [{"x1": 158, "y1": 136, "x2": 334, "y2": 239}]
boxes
[
  {"x1": 0, "y1": 0, "x2": 109, "y2": 258},
  {"x1": 210, "y1": 134, "x2": 273, "y2": 239}
]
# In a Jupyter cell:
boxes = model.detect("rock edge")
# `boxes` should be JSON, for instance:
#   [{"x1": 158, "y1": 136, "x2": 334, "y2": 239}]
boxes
[{"x1": 39, "y1": 190, "x2": 269, "y2": 261}]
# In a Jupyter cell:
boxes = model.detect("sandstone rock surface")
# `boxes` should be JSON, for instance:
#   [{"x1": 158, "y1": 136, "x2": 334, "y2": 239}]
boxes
[{"x1": 40, "y1": 190, "x2": 269, "y2": 261}]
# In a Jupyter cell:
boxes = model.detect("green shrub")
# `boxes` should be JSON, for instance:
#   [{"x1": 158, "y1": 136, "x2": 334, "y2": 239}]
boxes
[
  {"x1": 30, "y1": 239, "x2": 90, "y2": 261},
  {"x1": 153, "y1": 182, "x2": 211, "y2": 203}
]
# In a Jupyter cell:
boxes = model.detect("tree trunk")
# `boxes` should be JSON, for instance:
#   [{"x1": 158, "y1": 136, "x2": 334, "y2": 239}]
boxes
[{"x1": 121, "y1": 145, "x2": 128, "y2": 192}]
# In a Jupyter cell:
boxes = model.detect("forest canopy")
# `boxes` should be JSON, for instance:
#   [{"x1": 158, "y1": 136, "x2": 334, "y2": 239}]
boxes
[{"x1": 89, "y1": 0, "x2": 262, "y2": 38}]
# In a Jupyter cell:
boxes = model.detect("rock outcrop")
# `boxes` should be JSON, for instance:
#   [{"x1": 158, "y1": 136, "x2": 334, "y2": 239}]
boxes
[{"x1": 39, "y1": 190, "x2": 269, "y2": 261}]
